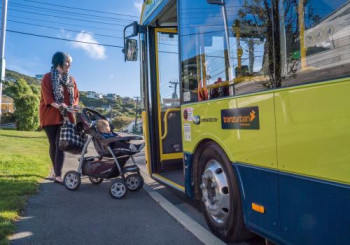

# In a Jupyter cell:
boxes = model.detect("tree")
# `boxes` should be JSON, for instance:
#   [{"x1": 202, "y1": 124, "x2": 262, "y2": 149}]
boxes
[{"x1": 7, "y1": 79, "x2": 40, "y2": 131}]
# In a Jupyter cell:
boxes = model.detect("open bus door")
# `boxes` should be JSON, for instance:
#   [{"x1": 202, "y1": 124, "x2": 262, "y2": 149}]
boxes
[
  {"x1": 149, "y1": 28, "x2": 184, "y2": 191},
  {"x1": 123, "y1": 20, "x2": 185, "y2": 191}
]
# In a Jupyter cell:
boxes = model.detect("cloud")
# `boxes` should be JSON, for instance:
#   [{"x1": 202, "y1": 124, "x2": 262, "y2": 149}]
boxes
[
  {"x1": 72, "y1": 32, "x2": 107, "y2": 60},
  {"x1": 134, "y1": 0, "x2": 143, "y2": 13},
  {"x1": 58, "y1": 29, "x2": 71, "y2": 39}
]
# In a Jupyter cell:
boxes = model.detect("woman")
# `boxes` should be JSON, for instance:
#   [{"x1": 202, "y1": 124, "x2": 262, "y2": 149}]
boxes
[{"x1": 39, "y1": 52, "x2": 79, "y2": 184}]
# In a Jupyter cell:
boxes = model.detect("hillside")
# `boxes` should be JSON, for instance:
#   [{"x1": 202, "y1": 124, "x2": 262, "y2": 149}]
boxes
[
  {"x1": 5, "y1": 69, "x2": 40, "y2": 85},
  {"x1": 2, "y1": 70, "x2": 139, "y2": 131}
]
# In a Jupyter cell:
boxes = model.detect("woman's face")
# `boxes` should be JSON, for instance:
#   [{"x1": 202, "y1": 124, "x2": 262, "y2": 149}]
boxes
[
  {"x1": 57, "y1": 57, "x2": 72, "y2": 74},
  {"x1": 62, "y1": 58, "x2": 71, "y2": 73}
]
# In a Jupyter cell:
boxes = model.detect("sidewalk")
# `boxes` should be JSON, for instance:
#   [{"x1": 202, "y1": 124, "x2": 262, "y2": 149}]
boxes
[{"x1": 9, "y1": 150, "x2": 204, "y2": 245}]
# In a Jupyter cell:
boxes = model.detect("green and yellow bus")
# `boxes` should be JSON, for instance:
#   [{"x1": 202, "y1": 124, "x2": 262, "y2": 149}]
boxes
[{"x1": 123, "y1": 0, "x2": 350, "y2": 244}]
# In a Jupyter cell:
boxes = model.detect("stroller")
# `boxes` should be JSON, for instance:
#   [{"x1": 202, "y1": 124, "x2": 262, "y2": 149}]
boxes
[{"x1": 63, "y1": 107, "x2": 144, "y2": 199}]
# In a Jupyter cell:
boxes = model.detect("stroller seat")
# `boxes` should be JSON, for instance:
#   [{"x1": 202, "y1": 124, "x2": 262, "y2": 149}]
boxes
[
  {"x1": 76, "y1": 108, "x2": 144, "y2": 159},
  {"x1": 93, "y1": 134, "x2": 144, "y2": 158}
]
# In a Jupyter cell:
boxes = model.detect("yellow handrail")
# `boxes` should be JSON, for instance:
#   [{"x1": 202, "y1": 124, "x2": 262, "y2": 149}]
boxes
[{"x1": 161, "y1": 108, "x2": 180, "y2": 140}]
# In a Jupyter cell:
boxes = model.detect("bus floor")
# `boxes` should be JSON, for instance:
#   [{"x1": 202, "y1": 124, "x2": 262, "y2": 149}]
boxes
[{"x1": 158, "y1": 169, "x2": 184, "y2": 188}]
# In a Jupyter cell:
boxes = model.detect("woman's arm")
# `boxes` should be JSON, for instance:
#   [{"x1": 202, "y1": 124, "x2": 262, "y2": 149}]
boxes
[{"x1": 73, "y1": 79, "x2": 79, "y2": 106}]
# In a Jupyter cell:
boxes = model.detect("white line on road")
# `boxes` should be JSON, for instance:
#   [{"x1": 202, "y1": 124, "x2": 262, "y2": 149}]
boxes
[{"x1": 141, "y1": 170, "x2": 226, "y2": 245}]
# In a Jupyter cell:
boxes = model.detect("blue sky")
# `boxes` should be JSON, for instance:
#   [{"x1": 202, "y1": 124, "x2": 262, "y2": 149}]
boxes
[{"x1": 3, "y1": 0, "x2": 143, "y2": 97}]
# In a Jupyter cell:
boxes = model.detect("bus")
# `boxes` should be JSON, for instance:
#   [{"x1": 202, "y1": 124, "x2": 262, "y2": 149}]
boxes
[{"x1": 123, "y1": 0, "x2": 350, "y2": 244}]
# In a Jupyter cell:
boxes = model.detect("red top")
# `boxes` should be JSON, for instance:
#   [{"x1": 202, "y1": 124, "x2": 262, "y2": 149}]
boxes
[{"x1": 39, "y1": 72, "x2": 79, "y2": 128}]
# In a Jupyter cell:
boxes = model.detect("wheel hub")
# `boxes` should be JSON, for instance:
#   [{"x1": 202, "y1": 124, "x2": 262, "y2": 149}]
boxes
[
  {"x1": 66, "y1": 173, "x2": 78, "y2": 188},
  {"x1": 201, "y1": 160, "x2": 230, "y2": 224},
  {"x1": 111, "y1": 182, "x2": 126, "y2": 197},
  {"x1": 126, "y1": 176, "x2": 139, "y2": 190}
]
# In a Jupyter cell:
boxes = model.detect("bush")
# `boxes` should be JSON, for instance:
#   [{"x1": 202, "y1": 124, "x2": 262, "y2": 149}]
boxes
[{"x1": 111, "y1": 115, "x2": 133, "y2": 130}]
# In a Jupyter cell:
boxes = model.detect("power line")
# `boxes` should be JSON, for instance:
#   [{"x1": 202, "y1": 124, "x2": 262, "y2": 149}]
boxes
[
  {"x1": 19, "y1": 0, "x2": 139, "y2": 18},
  {"x1": 7, "y1": 29, "x2": 124, "y2": 48},
  {"x1": 8, "y1": 7, "x2": 131, "y2": 27},
  {"x1": 9, "y1": 14, "x2": 123, "y2": 32},
  {"x1": 8, "y1": 20, "x2": 124, "y2": 39},
  {"x1": 9, "y1": 2, "x2": 137, "y2": 23}
]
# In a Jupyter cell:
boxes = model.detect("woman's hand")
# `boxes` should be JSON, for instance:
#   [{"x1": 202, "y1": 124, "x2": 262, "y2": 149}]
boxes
[
  {"x1": 58, "y1": 103, "x2": 68, "y2": 110},
  {"x1": 72, "y1": 105, "x2": 81, "y2": 112},
  {"x1": 50, "y1": 102, "x2": 67, "y2": 110}
]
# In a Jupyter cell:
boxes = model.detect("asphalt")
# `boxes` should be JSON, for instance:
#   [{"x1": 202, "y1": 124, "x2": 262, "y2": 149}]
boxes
[{"x1": 9, "y1": 147, "x2": 204, "y2": 245}]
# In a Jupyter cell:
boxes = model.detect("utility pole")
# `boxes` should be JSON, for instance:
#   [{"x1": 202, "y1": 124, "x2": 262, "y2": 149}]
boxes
[
  {"x1": 133, "y1": 96, "x2": 140, "y2": 133},
  {"x1": 0, "y1": 0, "x2": 8, "y2": 129},
  {"x1": 169, "y1": 80, "x2": 179, "y2": 99},
  {"x1": 109, "y1": 104, "x2": 113, "y2": 122}
]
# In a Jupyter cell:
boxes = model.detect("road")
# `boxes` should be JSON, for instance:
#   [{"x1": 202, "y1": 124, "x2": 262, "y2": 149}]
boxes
[{"x1": 9, "y1": 143, "x2": 265, "y2": 245}]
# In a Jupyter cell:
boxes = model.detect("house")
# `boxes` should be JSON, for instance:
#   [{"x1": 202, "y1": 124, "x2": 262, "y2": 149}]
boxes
[
  {"x1": 122, "y1": 97, "x2": 134, "y2": 105},
  {"x1": 1, "y1": 95, "x2": 14, "y2": 113},
  {"x1": 86, "y1": 91, "x2": 103, "y2": 99},
  {"x1": 105, "y1": 93, "x2": 117, "y2": 101},
  {"x1": 35, "y1": 74, "x2": 44, "y2": 80}
]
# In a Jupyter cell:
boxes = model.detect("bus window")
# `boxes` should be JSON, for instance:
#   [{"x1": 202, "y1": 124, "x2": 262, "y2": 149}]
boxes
[
  {"x1": 226, "y1": 0, "x2": 275, "y2": 95},
  {"x1": 179, "y1": 0, "x2": 275, "y2": 103},
  {"x1": 279, "y1": 0, "x2": 350, "y2": 87},
  {"x1": 179, "y1": 0, "x2": 228, "y2": 103}
]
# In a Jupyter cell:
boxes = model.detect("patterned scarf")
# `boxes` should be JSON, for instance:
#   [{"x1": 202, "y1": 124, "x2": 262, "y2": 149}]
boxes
[{"x1": 51, "y1": 67, "x2": 74, "y2": 106}]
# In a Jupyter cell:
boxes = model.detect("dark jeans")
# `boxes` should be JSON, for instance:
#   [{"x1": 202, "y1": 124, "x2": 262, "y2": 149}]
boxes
[{"x1": 43, "y1": 125, "x2": 64, "y2": 177}]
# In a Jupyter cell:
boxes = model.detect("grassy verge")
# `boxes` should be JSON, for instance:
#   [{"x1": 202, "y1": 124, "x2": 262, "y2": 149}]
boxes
[{"x1": 0, "y1": 130, "x2": 50, "y2": 244}]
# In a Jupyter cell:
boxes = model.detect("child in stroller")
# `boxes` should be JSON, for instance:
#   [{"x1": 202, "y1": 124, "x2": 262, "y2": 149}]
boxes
[
  {"x1": 96, "y1": 119, "x2": 144, "y2": 152},
  {"x1": 63, "y1": 108, "x2": 144, "y2": 199}
]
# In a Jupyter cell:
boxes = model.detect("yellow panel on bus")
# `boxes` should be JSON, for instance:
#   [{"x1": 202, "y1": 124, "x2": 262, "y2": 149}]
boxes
[{"x1": 182, "y1": 92, "x2": 277, "y2": 169}]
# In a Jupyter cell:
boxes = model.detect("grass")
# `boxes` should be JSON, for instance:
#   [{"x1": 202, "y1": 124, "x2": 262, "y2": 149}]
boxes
[{"x1": 0, "y1": 130, "x2": 50, "y2": 244}]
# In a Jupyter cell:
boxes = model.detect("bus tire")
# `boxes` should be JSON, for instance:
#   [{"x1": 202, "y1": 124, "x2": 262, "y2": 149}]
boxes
[{"x1": 198, "y1": 142, "x2": 253, "y2": 242}]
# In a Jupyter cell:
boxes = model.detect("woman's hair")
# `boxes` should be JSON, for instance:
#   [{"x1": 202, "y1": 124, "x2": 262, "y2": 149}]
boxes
[{"x1": 51, "y1": 52, "x2": 73, "y2": 69}]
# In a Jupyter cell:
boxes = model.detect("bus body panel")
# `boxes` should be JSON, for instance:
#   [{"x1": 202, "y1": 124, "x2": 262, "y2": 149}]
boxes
[
  {"x1": 275, "y1": 78, "x2": 350, "y2": 184},
  {"x1": 233, "y1": 164, "x2": 281, "y2": 243},
  {"x1": 278, "y1": 170, "x2": 350, "y2": 245},
  {"x1": 181, "y1": 93, "x2": 277, "y2": 169},
  {"x1": 234, "y1": 162, "x2": 350, "y2": 245}
]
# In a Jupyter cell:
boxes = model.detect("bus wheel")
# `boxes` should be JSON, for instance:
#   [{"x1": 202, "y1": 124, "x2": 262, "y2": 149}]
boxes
[{"x1": 199, "y1": 142, "x2": 253, "y2": 242}]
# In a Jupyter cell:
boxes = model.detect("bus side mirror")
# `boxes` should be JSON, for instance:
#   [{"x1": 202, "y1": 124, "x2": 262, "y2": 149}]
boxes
[
  {"x1": 123, "y1": 21, "x2": 143, "y2": 62},
  {"x1": 124, "y1": 39, "x2": 138, "y2": 61}
]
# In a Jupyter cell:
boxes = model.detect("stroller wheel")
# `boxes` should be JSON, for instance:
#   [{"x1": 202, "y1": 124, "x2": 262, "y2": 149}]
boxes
[
  {"x1": 89, "y1": 176, "x2": 103, "y2": 184},
  {"x1": 109, "y1": 179, "x2": 128, "y2": 199},
  {"x1": 64, "y1": 171, "x2": 81, "y2": 191},
  {"x1": 126, "y1": 174, "x2": 144, "y2": 192}
]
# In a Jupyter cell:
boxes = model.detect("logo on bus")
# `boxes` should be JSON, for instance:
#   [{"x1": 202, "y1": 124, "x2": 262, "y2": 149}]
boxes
[{"x1": 221, "y1": 106, "x2": 259, "y2": 130}]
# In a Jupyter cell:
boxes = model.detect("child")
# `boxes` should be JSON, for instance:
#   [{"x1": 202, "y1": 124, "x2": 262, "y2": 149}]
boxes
[
  {"x1": 96, "y1": 119, "x2": 118, "y2": 138},
  {"x1": 96, "y1": 119, "x2": 144, "y2": 151}
]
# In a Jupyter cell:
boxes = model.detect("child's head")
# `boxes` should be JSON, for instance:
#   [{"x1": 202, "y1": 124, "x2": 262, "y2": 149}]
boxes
[{"x1": 96, "y1": 119, "x2": 111, "y2": 134}]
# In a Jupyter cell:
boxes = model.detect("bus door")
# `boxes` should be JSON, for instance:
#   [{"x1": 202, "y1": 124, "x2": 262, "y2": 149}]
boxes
[{"x1": 151, "y1": 28, "x2": 184, "y2": 189}]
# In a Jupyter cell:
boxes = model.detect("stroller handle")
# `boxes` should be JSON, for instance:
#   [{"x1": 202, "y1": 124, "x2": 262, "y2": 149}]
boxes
[{"x1": 60, "y1": 106, "x2": 81, "y2": 117}]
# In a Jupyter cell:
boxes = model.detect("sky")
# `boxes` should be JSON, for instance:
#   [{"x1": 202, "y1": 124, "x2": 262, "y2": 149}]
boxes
[{"x1": 3, "y1": 0, "x2": 144, "y2": 97}]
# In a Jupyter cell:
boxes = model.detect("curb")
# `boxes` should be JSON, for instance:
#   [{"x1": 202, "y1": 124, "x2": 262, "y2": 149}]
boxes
[{"x1": 140, "y1": 170, "x2": 226, "y2": 245}]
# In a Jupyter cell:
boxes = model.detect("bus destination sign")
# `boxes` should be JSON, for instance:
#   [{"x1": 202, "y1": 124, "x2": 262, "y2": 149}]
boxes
[{"x1": 221, "y1": 106, "x2": 259, "y2": 130}]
